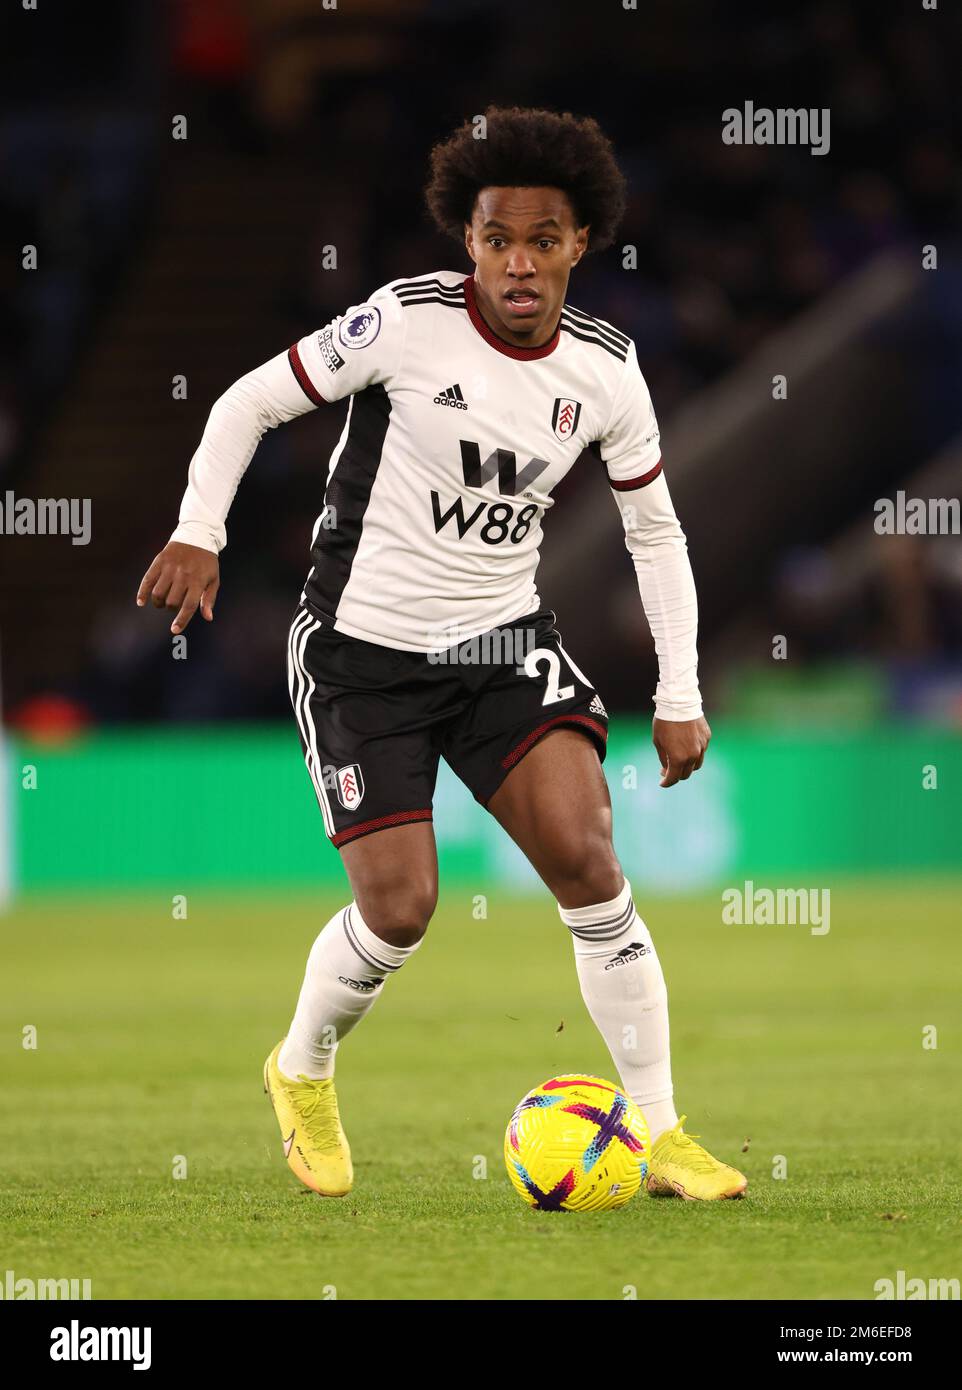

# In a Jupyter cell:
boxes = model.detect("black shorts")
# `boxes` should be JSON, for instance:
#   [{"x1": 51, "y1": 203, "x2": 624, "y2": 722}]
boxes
[{"x1": 286, "y1": 602, "x2": 609, "y2": 849}]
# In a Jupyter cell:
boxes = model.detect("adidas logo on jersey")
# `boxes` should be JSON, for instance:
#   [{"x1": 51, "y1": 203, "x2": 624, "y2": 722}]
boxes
[
  {"x1": 434, "y1": 383, "x2": 468, "y2": 409},
  {"x1": 589, "y1": 693, "x2": 607, "y2": 716},
  {"x1": 604, "y1": 941, "x2": 651, "y2": 971}
]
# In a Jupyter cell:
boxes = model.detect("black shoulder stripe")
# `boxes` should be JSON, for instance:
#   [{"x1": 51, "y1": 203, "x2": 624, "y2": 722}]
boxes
[
  {"x1": 560, "y1": 316, "x2": 629, "y2": 357},
  {"x1": 559, "y1": 323, "x2": 628, "y2": 361},
  {"x1": 393, "y1": 278, "x2": 465, "y2": 297},
  {"x1": 395, "y1": 295, "x2": 465, "y2": 311},
  {"x1": 562, "y1": 303, "x2": 631, "y2": 347},
  {"x1": 392, "y1": 287, "x2": 464, "y2": 301},
  {"x1": 562, "y1": 314, "x2": 630, "y2": 354},
  {"x1": 561, "y1": 311, "x2": 630, "y2": 355},
  {"x1": 393, "y1": 275, "x2": 464, "y2": 289},
  {"x1": 394, "y1": 288, "x2": 465, "y2": 302},
  {"x1": 394, "y1": 290, "x2": 465, "y2": 302}
]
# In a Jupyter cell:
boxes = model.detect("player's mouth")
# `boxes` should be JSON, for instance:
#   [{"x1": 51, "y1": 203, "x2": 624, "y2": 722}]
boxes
[{"x1": 503, "y1": 288, "x2": 541, "y2": 317}]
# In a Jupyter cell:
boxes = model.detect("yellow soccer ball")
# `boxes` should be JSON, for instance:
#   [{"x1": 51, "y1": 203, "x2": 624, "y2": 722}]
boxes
[{"x1": 504, "y1": 1074, "x2": 649, "y2": 1211}]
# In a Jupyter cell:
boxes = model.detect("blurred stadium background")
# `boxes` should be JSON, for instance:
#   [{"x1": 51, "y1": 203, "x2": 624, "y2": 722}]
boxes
[{"x1": 1, "y1": 0, "x2": 960, "y2": 898}]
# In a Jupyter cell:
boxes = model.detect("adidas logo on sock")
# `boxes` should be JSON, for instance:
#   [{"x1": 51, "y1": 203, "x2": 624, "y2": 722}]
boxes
[
  {"x1": 338, "y1": 974, "x2": 385, "y2": 992},
  {"x1": 433, "y1": 383, "x2": 468, "y2": 409},
  {"x1": 589, "y1": 693, "x2": 607, "y2": 716},
  {"x1": 604, "y1": 941, "x2": 650, "y2": 971}
]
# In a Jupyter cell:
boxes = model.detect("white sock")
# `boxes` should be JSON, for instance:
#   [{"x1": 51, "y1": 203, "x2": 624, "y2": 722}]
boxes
[
  {"x1": 278, "y1": 901, "x2": 422, "y2": 1080},
  {"x1": 559, "y1": 878, "x2": 678, "y2": 1145}
]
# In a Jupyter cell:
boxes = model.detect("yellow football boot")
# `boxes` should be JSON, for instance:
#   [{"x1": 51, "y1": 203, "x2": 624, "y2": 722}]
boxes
[
  {"x1": 646, "y1": 1116, "x2": 748, "y2": 1201},
  {"x1": 263, "y1": 1041, "x2": 353, "y2": 1197}
]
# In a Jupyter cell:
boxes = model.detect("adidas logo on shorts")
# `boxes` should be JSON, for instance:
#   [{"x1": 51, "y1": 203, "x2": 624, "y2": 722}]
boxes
[
  {"x1": 589, "y1": 693, "x2": 607, "y2": 716},
  {"x1": 433, "y1": 383, "x2": 468, "y2": 409}
]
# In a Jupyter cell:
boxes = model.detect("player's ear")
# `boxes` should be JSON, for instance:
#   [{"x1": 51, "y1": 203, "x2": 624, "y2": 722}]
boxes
[
  {"x1": 571, "y1": 226, "x2": 590, "y2": 265},
  {"x1": 464, "y1": 222, "x2": 478, "y2": 264}
]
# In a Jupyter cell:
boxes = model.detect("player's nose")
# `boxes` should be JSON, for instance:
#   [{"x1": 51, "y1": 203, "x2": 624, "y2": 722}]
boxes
[{"x1": 506, "y1": 251, "x2": 537, "y2": 278}]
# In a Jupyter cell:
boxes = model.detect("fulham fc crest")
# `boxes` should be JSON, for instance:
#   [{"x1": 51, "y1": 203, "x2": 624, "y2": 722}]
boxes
[
  {"x1": 335, "y1": 763, "x2": 365, "y2": 810},
  {"x1": 552, "y1": 397, "x2": 582, "y2": 441}
]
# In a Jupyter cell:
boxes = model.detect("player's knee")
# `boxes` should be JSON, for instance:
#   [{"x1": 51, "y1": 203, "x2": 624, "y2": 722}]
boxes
[
  {"x1": 553, "y1": 837, "x2": 623, "y2": 910},
  {"x1": 355, "y1": 877, "x2": 437, "y2": 947}
]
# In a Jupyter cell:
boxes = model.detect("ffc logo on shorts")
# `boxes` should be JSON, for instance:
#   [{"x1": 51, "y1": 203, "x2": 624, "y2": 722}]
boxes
[
  {"x1": 335, "y1": 763, "x2": 365, "y2": 809},
  {"x1": 552, "y1": 397, "x2": 582, "y2": 441}
]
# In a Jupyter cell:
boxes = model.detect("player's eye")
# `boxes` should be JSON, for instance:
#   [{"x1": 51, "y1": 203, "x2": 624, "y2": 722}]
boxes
[
  {"x1": 536, "y1": 239, "x2": 556, "y2": 251},
  {"x1": 488, "y1": 237, "x2": 506, "y2": 249}
]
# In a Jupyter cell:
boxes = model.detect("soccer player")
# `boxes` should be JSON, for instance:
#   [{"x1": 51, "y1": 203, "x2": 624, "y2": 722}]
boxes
[{"x1": 137, "y1": 107, "x2": 747, "y2": 1201}]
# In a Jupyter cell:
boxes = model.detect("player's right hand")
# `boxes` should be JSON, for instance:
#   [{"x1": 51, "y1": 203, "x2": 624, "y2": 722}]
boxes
[{"x1": 136, "y1": 541, "x2": 220, "y2": 634}]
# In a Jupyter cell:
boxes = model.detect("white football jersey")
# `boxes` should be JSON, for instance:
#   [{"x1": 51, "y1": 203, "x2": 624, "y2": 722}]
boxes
[
  {"x1": 281, "y1": 271, "x2": 661, "y2": 650},
  {"x1": 172, "y1": 269, "x2": 702, "y2": 715}
]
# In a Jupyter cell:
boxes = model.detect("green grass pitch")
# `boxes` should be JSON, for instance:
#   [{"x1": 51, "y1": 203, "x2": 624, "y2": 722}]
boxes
[{"x1": 2, "y1": 879, "x2": 960, "y2": 1300}]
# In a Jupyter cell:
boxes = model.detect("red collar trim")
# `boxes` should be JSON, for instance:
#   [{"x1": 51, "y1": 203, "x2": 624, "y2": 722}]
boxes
[{"x1": 463, "y1": 275, "x2": 560, "y2": 360}]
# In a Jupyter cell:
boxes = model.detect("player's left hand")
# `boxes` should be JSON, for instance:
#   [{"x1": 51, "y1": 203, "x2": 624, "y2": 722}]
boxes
[{"x1": 652, "y1": 715, "x2": 710, "y2": 788}]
